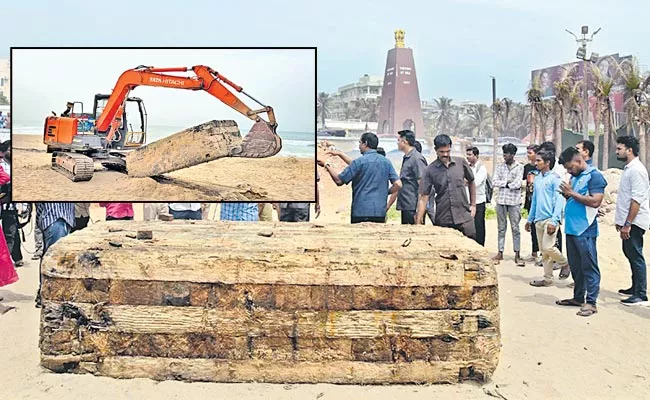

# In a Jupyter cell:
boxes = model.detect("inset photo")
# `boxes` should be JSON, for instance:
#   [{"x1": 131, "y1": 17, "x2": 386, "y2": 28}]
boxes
[{"x1": 10, "y1": 47, "x2": 316, "y2": 202}]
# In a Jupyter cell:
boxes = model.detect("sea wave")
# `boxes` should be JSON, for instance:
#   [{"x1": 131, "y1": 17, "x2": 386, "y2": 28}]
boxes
[{"x1": 12, "y1": 126, "x2": 314, "y2": 158}]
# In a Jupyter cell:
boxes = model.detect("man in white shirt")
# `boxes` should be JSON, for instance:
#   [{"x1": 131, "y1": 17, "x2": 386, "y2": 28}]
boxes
[
  {"x1": 614, "y1": 136, "x2": 650, "y2": 306},
  {"x1": 168, "y1": 203, "x2": 202, "y2": 220},
  {"x1": 466, "y1": 146, "x2": 488, "y2": 246}
]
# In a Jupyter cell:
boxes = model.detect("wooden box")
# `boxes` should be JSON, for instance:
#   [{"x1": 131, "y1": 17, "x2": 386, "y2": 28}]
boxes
[{"x1": 39, "y1": 221, "x2": 500, "y2": 384}]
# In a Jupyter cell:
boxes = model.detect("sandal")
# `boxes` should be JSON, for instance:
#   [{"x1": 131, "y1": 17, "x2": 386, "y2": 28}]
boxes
[
  {"x1": 515, "y1": 257, "x2": 526, "y2": 267},
  {"x1": 556, "y1": 298, "x2": 583, "y2": 307},
  {"x1": 577, "y1": 304, "x2": 597, "y2": 317},
  {"x1": 559, "y1": 265, "x2": 571, "y2": 280}
]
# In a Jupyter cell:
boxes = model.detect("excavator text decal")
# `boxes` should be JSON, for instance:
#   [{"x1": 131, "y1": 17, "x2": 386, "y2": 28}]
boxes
[{"x1": 148, "y1": 77, "x2": 185, "y2": 86}]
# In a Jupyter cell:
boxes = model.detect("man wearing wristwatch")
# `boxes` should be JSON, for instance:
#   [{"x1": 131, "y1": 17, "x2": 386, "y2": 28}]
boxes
[
  {"x1": 318, "y1": 132, "x2": 401, "y2": 224},
  {"x1": 614, "y1": 136, "x2": 650, "y2": 306}
]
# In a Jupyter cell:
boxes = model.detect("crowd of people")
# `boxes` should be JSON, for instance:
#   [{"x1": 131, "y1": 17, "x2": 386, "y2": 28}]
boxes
[
  {"x1": 317, "y1": 131, "x2": 650, "y2": 316},
  {"x1": 0, "y1": 111, "x2": 9, "y2": 129},
  {"x1": 1, "y1": 131, "x2": 648, "y2": 317}
]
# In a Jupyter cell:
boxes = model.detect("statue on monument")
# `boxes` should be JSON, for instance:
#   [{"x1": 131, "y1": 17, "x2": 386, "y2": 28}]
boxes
[
  {"x1": 378, "y1": 29, "x2": 424, "y2": 136},
  {"x1": 394, "y1": 29, "x2": 405, "y2": 48}
]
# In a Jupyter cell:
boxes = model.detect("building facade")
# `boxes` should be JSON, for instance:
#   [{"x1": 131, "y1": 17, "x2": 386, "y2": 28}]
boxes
[
  {"x1": 0, "y1": 58, "x2": 9, "y2": 102},
  {"x1": 329, "y1": 74, "x2": 383, "y2": 120}
]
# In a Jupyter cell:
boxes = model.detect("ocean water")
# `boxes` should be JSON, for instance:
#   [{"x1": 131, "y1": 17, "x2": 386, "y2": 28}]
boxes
[{"x1": 13, "y1": 125, "x2": 315, "y2": 158}]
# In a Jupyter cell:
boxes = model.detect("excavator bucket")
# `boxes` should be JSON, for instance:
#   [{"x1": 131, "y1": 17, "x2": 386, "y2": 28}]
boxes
[{"x1": 230, "y1": 120, "x2": 282, "y2": 158}]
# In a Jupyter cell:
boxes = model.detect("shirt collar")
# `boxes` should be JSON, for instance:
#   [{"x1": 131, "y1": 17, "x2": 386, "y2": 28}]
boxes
[
  {"x1": 434, "y1": 157, "x2": 456, "y2": 167},
  {"x1": 403, "y1": 148, "x2": 415, "y2": 159},
  {"x1": 363, "y1": 149, "x2": 378, "y2": 156},
  {"x1": 586, "y1": 158, "x2": 593, "y2": 166},
  {"x1": 625, "y1": 157, "x2": 641, "y2": 169}
]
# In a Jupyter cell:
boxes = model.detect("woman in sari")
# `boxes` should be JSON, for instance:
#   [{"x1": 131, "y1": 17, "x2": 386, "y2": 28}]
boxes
[{"x1": 0, "y1": 162, "x2": 18, "y2": 295}]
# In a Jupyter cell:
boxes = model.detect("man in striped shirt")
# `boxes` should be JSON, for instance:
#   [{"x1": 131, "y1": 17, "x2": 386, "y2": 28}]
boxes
[
  {"x1": 493, "y1": 143, "x2": 525, "y2": 266},
  {"x1": 35, "y1": 202, "x2": 75, "y2": 307}
]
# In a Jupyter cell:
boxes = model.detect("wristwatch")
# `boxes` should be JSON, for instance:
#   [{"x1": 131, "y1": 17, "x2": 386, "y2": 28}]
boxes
[{"x1": 624, "y1": 221, "x2": 632, "y2": 227}]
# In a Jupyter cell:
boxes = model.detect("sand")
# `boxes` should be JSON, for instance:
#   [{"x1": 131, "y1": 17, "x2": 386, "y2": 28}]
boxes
[
  {"x1": 2, "y1": 168, "x2": 650, "y2": 399},
  {"x1": 11, "y1": 134, "x2": 315, "y2": 202}
]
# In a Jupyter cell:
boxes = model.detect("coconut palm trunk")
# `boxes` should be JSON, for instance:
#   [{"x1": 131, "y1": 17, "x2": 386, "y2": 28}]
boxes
[
  {"x1": 593, "y1": 100, "x2": 601, "y2": 169},
  {"x1": 531, "y1": 106, "x2": 537, "y2": 144},
  {"x1": 639, "y1": 121, "x2": 647, "y2": 165},
  {"x1": 602, "y1": 104, "x2": 612, "y2": 170}
]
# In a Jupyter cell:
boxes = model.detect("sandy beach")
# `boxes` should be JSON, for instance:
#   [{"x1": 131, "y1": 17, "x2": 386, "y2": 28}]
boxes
[
  {"x1": 2, "y1": 166, "x2": 650, "y2": 399},
  {"x1": 10, "y1": 134, "x2": 315, "y2": 202}
]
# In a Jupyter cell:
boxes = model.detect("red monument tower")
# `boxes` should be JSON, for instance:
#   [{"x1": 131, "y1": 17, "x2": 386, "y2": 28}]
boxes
[{"x1": 377, "y1": 29, "x2": 424, "y2": 136}]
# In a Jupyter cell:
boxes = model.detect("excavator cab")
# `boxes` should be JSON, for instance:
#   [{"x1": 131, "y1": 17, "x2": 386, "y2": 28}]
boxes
[{"x1": 93, "y1": 94, "x2": 147, "y2": 150}]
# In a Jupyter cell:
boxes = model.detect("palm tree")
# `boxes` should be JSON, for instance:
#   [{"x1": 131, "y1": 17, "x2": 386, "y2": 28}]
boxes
[
  {"x1": 591, "y1": 59, "x2": 618, "y2": 169},
  {"x1": 512, "y1": 104, "x2": 532, "y2": 139},
  {"x1": 498, "y1": 98, "x2": 514, "y2": 135},
  {"x1": 537, "y1": 99, "x2": 553, "y2": 143},
  {"x1": 464, "y1": 104, "x2": 492, "y2": 138},
  {"x1": 616, "y1": 60, "x2": 650, "y2": 164},
  {"x1": 526, "y1": 76, "x2": 543, "y2": 143},
  {"x1": 552, "y1": 64, "x2": 577, "y2": 151},
  {"x1": 432, "y1": 97, "x2": 456, "y2": 134},
  {"x1": 317, "y1": 92, "x2": 330, "y2": 128},
  {"x1": 565, "y1": 80, "x2": 583, "y2": 133},
  {"x1": 356, "y1": 98, "x2": 380, "y2": 130}
]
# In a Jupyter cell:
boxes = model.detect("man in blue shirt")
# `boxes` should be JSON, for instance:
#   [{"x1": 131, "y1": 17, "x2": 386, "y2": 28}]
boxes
[
  {"x1": 319, "y1": 132, "x2": 402, "y2": 223},
  {"x1": 557, "y1": 146, "x2": 607, "y2": 316},
  {"x1": 525, "y1": 150, "x2": 570, "y2": 287}
]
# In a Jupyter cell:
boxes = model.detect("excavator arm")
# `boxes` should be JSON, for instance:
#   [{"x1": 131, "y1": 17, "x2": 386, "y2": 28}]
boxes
[{"x1": 96, "y1": 65, "x2": 279, "y2": 153}]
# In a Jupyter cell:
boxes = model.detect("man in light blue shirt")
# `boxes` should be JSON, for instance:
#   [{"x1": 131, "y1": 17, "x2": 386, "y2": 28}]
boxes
[
  {"x1": 557, "y1": 146, "x2": 607, "y2": 316},
  {"x1": 525, "y1": 150, "x2": 570, "y2": 287}
]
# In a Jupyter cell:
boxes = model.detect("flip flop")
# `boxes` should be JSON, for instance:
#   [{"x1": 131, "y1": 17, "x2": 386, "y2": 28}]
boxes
[
  {"x1": 559, "y1": 265, "x2": 571, "y2": 280},
  {"x1": 556, "y1": 298, "x2": 583, "y2": 307},
  {"x1": 577, "y1": 304, "x2": 597, "y2": 317}
]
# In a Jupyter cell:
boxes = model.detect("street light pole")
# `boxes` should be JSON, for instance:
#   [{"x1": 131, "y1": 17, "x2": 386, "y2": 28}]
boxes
[{"x1": 566, "y1": 26, "x2": 601, "y2": 140}]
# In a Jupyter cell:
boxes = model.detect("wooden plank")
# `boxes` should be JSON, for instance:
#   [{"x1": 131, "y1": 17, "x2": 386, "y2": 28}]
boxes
[
  {"x1": 125, "y1": 120, "x2": 242, "y2": 177},
  {"x1": 40, "y1": 355, "x2": 496, "y2": 384},
  {"x1": 41, "y1": 302, "x2": 498, "y2": 339},
  {"x1": 42, "y1": 278, "x2": 499, "y2": 311},
  {"x1": 42, "y1": 221, "x2": 497, "y2": 288}
]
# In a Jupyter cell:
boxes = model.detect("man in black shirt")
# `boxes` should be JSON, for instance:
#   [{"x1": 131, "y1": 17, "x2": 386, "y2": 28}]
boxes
[
  {"x1": 387, "y1": 130, "x2": 427, "y2": 224},
  {"x1": 523, "y1": 144, "x2": 540, "y2": 262}
]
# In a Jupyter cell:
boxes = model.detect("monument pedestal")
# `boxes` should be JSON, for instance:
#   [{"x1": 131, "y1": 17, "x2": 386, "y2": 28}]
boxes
[{"x1": 377, "y1": 30, "x2": 425, "y2": 136}]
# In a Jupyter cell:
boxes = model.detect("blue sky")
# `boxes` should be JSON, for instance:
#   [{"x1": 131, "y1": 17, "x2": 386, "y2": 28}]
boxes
[{"x1": 1, "y1": 0, "x2": 648, "y2": 107}]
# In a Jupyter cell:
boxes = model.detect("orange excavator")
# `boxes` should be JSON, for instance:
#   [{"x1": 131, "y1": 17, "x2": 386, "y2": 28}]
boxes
[{"x1": 43, "y1": 65, "x2": 282, "y2": 181}]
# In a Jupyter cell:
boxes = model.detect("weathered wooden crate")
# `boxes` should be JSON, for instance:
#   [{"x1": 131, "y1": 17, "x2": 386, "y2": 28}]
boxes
[{"x1": 39, "y1": 221, "x2": 500, "y2": 384}]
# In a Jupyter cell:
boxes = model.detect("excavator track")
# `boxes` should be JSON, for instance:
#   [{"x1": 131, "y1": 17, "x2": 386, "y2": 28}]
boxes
[
  {"x1": 51, "y1": 152, "x2": 94, "y2": 182},
  {"x1": 230, "y1": 120, "x2": 282, "y2": 158}
]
